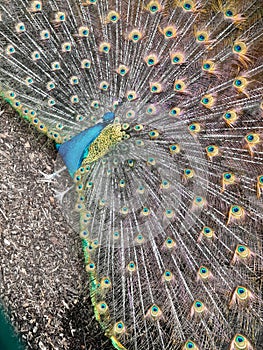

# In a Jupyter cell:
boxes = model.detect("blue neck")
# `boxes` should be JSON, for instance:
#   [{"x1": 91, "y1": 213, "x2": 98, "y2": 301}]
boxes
[{"x1": 57, "y1": 112, "x2": 115, "y2": 177}]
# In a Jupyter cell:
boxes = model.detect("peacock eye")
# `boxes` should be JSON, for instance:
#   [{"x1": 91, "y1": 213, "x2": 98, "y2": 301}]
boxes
[
  {"x1": 146, "y1": 105, "x2": 156, "y2": 115},
  {"x1": 135, "y1": 234, "x2": 144, "y2": 243},
  {"x1": 61, "y1": 42, "x2": 71, "y2": 52},
  {"x1": 117, "y1": 64, "x2": 129, "y2": 76},
  {"x1": 91, "y1": 100, "x2": 100, "y2": 109},
  {"x1": 127, "y1": 261, "x2": 136, "y2": 271},
  {"x1": 150, "y1": 82, "x2": 162, "y2": 93},
  {"x1": 55, "y1": 12, "x2": 66, "y2": 22},
  {"x1": 40, "y1": 30, "x2": 50, "y2": 40},
  {"x1": 81, "y1": 59, "x2": 91, "y2": 69},
  {"x1": 200, "y1": 267, "x2": 207, "y2": 274},
  {"x1": 151, "y1": 305, "x2": 158, "y2": 313},
  {"x1": 170, "y1": 52, "x2": 185, "y2": 65},
  {"x1": 113, "y1": 321, "x2": 126, "y2": 334},
  {"x1": 144, "y1": 54, "x2": 159, "y2": 66},
  {"x1": 70, "y1": 95, "x2": 79, "y2": 103},
  {"x1": 16, "y1": 22, "x2": 26, "y2": 33},
  {"x1": 126, "y1": 110, "x2": 135, "y2": 118},
  {"x1": 99, "y1": 81, "x2": 109, "y2": 91},
  {"x1": 113, "y1": 231, "x2": 120, "y2": 239},
  {"x1": 184, "y1": 4, "x2": 191, "y2": 10},
  {"x1": 162, "y1": 26, "x2": 177, "y2": 39},
  {"x1": 237, "y1": 245, "x2": 245, "y2": 253},
  {"x1": 232, "y1": 205, "x2": 240, "y2": 214},
  {"x1": 169, "y1": 144, "x2": 180, "y2": 154},
  {"x1": 79, "y1": 26, "x2": 89, "y2": 37},
  {"x1": 149, "y1": 130, "x2": 159, "y2": 139},
  {"x1": 225, "y1": 9, "x2": 233, "y2": 17},
  {"x1": 134, "y1": 124, "x2": 143, "y2": 131},
  {"x1": 196, "y1": 31, "x2": 209, "y2": 43},
  {"x1": 146, "y1": 1, "x2": 162, "y2": 14},
  {"x1": 169, "y1": 107, "x2": 181, "y2": 117},
  {"x1": 126, "y1": 90, "x2": 137, "y2": 101},
  {"x1": 237, "y1": 287, "x2": 245, "y2": 294},
  {"x1": 31, "y1": 51, "x2": 41, "y2": 60},
  {"x1": 107, "y1": 10, "x2": 120, "y2": 23},
  {"x1": 99, "y1": 42, "x2": 111, "y2": 53},
  {"x1": 233, "y1": 334, "x2": 248, "y2": 348},
  {"x1": 202, "y1": 60, "x2": 215, "y2": 72},
  {"x1": 201, "y1": 94, "x2": 215, "y2": 108},
  {"x1": 128, "y1": 29, "x2": 142, "y2": 43},
  {"x1": 183, "y1": 339, "x2": 199, "y2": 349},
  {"x1": 233, "y1": 41, "x2": 247, "y2": 56},
  {"x1": 31, "y1": 1, "x2": 42, "y2": 12},
  {"x1": 233, "y1": 76, "x2": 248, "y2": 92},
  {"x1": 174, "y1": 80, "x2": 186, "y2": 92},
  {"x1": 120, "y1": 206, "x2": 128, "y2": 214},
  {"x1": 8, "y1": 45, "x2": 15, "y2": 54},
  {"x1": 165, "y1": 237, "x2": 175, "y2": 248},
  {"x1": 184, "y1": 168, "x2": 194, "y2": 177},
  {"x1": 237, "y1": 335, "x2": 244, "y2": 342},
  {"x1": 48, "y1": 99, "x2": 56, "y2": 106}
]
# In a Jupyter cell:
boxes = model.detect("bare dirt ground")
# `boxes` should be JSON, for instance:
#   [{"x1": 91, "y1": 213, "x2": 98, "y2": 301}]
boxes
[{"x1": 0, "y1": 104, "x2": 114, "y2": 350}]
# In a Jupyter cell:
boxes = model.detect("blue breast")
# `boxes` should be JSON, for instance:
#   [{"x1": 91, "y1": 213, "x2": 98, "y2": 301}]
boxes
[{"x1": 57, "y1": 112, "x2": 115, "y2": 177}]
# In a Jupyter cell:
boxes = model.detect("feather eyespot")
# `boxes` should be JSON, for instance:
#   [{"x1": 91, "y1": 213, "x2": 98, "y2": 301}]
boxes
[
  {"x1": 170, "y1": 52, "x2": 185, "y2": 65},
  {"x1": 146, "y1": 1, "x2": 162, "y2": 14},
  {"x1": 128, "y1": 29, "x2": 143, "y2": 43}
]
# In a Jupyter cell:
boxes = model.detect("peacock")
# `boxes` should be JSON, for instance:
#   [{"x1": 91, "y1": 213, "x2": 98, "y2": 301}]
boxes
[{"x1": 0, "y1": 0, "x2": 263, "y2": 349}]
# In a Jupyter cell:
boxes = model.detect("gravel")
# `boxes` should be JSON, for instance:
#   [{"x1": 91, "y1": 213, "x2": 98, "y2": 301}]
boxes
[{"x1": 0, "y1": 103, "x2": 114, "y2": 350}]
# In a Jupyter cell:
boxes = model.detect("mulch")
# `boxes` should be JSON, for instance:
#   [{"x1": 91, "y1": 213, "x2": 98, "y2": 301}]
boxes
[{"x1": 0, "y1": 103, "x2": 114, "y2": 350}]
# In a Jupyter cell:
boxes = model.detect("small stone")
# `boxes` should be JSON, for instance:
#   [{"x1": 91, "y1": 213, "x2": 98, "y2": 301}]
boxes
[
  {"x1": 38, "y1": 341, "x2": 47, "y2": 350},
  {"x1": 4, "y1": 238, "x2": 10, "y2": 246}
]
